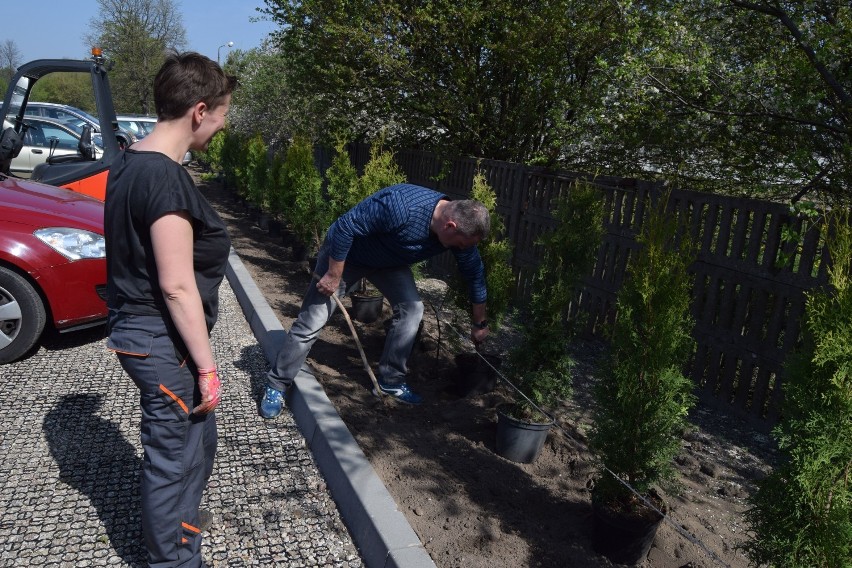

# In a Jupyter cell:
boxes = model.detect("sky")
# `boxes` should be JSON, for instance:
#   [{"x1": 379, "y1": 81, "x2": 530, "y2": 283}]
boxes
[{"x1": 3, "y1": 1, "x2": 277, "y2": 64}]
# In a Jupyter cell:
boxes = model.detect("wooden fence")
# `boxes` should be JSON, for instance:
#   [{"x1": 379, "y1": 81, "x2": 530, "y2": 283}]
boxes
[{"x1": 323, "y1": 144, "x2": 831, "y2": 431}]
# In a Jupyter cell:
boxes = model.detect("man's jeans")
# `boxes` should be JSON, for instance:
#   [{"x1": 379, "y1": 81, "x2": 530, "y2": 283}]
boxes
[{"x1": 266, "y1": 245, "x2": 424, "y2": 391}]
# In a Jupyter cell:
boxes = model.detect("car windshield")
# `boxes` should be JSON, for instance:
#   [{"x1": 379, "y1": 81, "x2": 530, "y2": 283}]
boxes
[
  {"x1": 68, "y1": 107, "x2": 99, "y2": 124},
  {"x1": 118, "y1": 117, "x2": 156, "y2": 138},
  {"x1": 139, "y1": 121, "x2": 156, "y2": 135},
  {"x1": 117, "y1": 120, "x2": 150, "y2": 138},
  {"x1": 62, "y1": 119, "x2": 87, "y2": 135}
]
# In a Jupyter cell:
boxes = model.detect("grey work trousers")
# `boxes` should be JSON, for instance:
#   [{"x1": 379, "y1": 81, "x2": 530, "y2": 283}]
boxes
[
  {"x1": 107, "y1": 312, "x2": 216, "y2": 568},
  {"x1": 266, "y1": 245, "x2": 424, "y2": 391}
]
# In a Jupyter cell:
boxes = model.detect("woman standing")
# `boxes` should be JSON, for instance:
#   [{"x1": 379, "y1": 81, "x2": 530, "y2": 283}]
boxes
[{"x1": 104, "y1": 52, "x2": 236, "y2": 568}]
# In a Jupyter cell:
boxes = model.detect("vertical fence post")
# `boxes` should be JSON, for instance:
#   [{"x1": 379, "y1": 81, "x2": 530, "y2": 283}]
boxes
[{"x1": 507, "y1": 163, "x2": 527, "y2": 267}]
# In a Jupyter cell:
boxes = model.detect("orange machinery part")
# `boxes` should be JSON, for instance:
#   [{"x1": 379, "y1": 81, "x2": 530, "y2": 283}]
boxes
[{"x1": 60, "y1": 170, "x2": 108, "y2": 201}]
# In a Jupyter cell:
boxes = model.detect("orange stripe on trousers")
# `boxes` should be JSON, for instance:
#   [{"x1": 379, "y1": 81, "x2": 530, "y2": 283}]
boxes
[
  {"x1": 182, "y1": 522, "x2": 201, "y2": 534},
  {"x1": 159, "y1": 384, "x2": 189, "y2": 414}
]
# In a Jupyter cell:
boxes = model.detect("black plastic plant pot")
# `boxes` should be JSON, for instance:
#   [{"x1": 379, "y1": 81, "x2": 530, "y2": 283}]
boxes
[
  {"x1": 495, "y1": 403, "x2": 554, "y2": 464},
  {"x1": 349, "y1": 293, "x2": 384, "y2": 323},
  {"x1": 453, "y1": 352, "x2": 501, "y2": 397},
  {"x1": 290, "y1": 242, "x2": 307, "y2": 262},
  {"x1": 257, "y1": 212, "x2": 270, "y2": 231},
  {"x1": 591, "y1": 491, "x2": 665, "y2": 565},
  {"x1": 268, "y1": 219, "x2": 283, "y2": 238}
]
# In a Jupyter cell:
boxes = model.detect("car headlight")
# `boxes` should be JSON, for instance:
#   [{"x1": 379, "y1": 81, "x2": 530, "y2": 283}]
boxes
[{"x1": 34, "y1": 228, "x2": 106, "y2": 260}]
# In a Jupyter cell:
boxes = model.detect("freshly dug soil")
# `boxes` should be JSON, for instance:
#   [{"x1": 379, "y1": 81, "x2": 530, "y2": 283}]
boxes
[{"x1": 197, "y1": 167, "x2": 777, "y2": 568}]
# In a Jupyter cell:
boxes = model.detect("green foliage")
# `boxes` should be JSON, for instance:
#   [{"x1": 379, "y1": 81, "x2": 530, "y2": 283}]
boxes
[
  {"x1": 243, "y1": 133, "x2": 269, "y2": 209},
  {"x1": 582, "y1": 1, "x2": 852, "y2": 204},
  {"x1": 410, "y1": 261, "x2": 427, "y2": 282},
  {"x1": 324, "y1": 136, "x2": 359, "y2": 219},
  {"x1": 470, "y1": 171, "x2": 498, "y2": 217},
  {"x1": 195, "y1": 130, "x2": 226, "y2": 172},
  {"x1": 88, "y1": 0, "x2": 186, "y2": 114},
  {"x1": 219, "y1": 129, "x2": 245, "y2": 194},
  {"x1": 227, "y1": 47, "x2": 316, "y2": 144},
  {"x1": 777, "y1": 201, "x2": 824, "y2": 269},
  {"x1": 259, "y1": 0, "x2": 851, "y2": 204},
  {"x1": 590, "y1": 193, "x2": 697, "y2": 502},
  {"x1": 280, "y1": 136, "x2": 328, "y2": 251},
  {"x1": 321, "y1": 136, "x2": 404, "y2": 295},
  {"x1": 267, "y1": 151, "x2": 285, "y2": 214},
  {"x1": 508, "y1": 182, "x2": 605, "y2": 418},
  {"x1": 30, "y1": 73, "x2": 96, "y2": 112},
  {"x1": 532, "y1": 183, "x2": 606, "y2": 331},
  {"x1": 261, "y1": 0, "x2": 623, "y2": 164},
  {"x1": 449, "y1": 171, "x2": 514, "y2": 332},
  {"x1": 509, "y1": 324, "x2": 576, "y2": 421},
  {"x1": 350, "y1": 139, "x2": 406, "y2": 209},
  {"x1": 480, "y1": 239, "x2": 513, "y2": 331},
  {"x1": 742, "y1": 210, "x2": 852, "y2": 568}
]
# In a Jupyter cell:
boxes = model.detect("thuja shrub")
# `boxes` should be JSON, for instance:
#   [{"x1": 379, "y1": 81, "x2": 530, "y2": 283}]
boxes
[
  {"x1": 471, "y1": 172, "x2": 513, "y2": 331},
  {"x1": 447, "y1": 171, "x2": 513, "y2": 331},
  {"x1": 742, "y1": 211, "x2": 852, "y2": 567},
  {"x1": 507, "y1": 182, "x2": 605, "y2": 418},
  {"x1": 531, "y1": 182, "x2": 606, "y2": 332},
  {"x1": 195, "y1": 130, "x2": 225, "y2": 173},
  {"x1": 280, "y1": 136, "x2": 326, "y2": 251},
  {"x1": 348, "y1": 139, "x2": 405, "y2": 209},
  {"x1": 324, "y1": 137, "x2": 359, "y2": 219},
  {"x1": 267, "y1": 151, "x2": 285, "y2": 213},
  {"x1": 243, "y1": 133, "x2": 269, "y2": 209},
  {"x1": 590, "y1": 193, "x2": 696, "y2": 502},
  {"x1": 220, "y1": 129, "x2": 245, "y2": 194}
]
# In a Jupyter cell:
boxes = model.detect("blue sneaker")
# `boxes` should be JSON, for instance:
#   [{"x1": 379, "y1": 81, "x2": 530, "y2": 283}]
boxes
[
  {"x1": 260, "y1": 386, "x2": 286, "y2": 419},
  {"x1": 373, "y1": 382, "x2": 423, "y2": 405}
]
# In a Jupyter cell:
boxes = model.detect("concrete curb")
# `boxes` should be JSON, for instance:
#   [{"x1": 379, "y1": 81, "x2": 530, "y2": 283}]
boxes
[{"x1": 225, "y1": 248, "x2": 436, "y2": 568}]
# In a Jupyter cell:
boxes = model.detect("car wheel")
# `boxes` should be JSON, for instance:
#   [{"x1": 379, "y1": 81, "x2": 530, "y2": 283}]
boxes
[{"x1": 0, "y1": 267, "x2": 47, "y2": 364}]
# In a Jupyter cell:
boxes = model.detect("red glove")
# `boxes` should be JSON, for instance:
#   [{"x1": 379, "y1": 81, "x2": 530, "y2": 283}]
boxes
[{"x1": 193, "y1": 366, "x2": 221, "y2": 415}]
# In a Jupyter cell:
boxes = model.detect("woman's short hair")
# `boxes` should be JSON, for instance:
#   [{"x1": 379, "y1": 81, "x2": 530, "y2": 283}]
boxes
[
  {"x1": 446, "y1": 200, "x2": 490, "y2": 240},
  {"x1": 154, "y1": 51, "x2": 238, "y2": 121}
]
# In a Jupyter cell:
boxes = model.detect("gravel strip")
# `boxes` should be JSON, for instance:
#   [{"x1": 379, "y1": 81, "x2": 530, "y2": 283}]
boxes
[{"x1": 0, "y1": 279, "x2": 363, "y2": 567}]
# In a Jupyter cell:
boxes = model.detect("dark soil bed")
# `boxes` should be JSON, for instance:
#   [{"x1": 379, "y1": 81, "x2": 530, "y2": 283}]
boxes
[{"x1": 196, "y1": 166, "x2": 777, "y2": 568}]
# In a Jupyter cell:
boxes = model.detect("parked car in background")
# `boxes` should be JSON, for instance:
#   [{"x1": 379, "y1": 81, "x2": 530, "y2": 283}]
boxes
[
  {"x1": 9, "y1": 117, "x2": 103, "y2": 177},
  {"x1": 24, "y1": 101, "x2": 95, "y2": 122},
  {"x1": 25, "y1": 102, "x2": 137, "y2": 149},
  {"x1": 116, "y1": 114, "x2": 191, "y2": 165},
  {"x1": 116, "y1": 114, "x2": 155, "y2": 139},
  {"x1": 0, "y1": 176, "x2": 107, "y2": 363}
]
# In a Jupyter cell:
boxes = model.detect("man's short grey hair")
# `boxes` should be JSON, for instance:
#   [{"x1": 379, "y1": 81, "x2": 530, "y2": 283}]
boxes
[{"x1": 446, "y1": 200, "x2": 490, "y2": 240}]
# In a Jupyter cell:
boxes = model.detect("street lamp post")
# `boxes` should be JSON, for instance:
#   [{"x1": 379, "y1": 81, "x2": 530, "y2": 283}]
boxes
[{"x1": 217, "y1": 41, "x2": 234, "y2": 65}]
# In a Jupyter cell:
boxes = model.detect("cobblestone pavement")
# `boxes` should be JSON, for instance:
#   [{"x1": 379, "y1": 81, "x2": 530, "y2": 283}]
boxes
[{"x1": 0, "y1": 280, "x2": 363, "y2": 567}]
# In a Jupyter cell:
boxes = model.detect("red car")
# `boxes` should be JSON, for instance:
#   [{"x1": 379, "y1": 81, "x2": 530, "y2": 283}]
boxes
[{"x1": 0, "y1": 175, "x2": 107, "y2": 363}]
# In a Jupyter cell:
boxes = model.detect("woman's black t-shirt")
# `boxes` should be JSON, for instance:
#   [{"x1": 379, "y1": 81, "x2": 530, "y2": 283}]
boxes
[{"x1": 104, "y1": 149, "x2": 231, "y2": 331}]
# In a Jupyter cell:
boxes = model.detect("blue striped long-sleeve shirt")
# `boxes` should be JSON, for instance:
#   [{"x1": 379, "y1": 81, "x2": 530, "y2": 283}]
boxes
[{"x1": 326, "y1": 183, "x2": 487, "y2": 304}]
